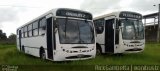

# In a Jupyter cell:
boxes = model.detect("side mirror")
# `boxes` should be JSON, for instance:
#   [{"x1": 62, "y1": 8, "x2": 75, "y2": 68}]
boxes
[
  {"x1": 97, "y1": 26, "x2": 103, "y2": 32},
  {"x1": 112, "y1": 24, "x2": 115, "y2": 29},
  {"x1": 55, "y1": 23, "x2": 58, "y2": 28},
  {"x1": 98, "y1": 27, "x2": 102, "y2": 30},
  {"x1": 54, "y1": 28, "x2": 58, "y2": 33},
  {"x1": 119, "y1": 26, "x2": 122, "y2": 29},
  {"x1": 120, "y1": 23, "x2": 124, "y2": 28},
  {"x1": 119, "y1": 26, "x2": 123, "y2": 29},
  {"x1": 54, "y1": 23, "x2": 58, "y2": 33}
]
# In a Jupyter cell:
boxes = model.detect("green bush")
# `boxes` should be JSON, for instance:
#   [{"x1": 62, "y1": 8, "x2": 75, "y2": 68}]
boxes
[{"x1": 0, "y1": 40, "x2": 16, "y2": 45}]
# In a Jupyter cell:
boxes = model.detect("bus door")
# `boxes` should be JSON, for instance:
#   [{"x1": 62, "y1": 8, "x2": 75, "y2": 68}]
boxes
[
  {"x1": 19, "y1": 30, "x2": 22, "y2": 51},
  {"x1": 46, "y1": 17, "x2": 54, "y2": 59},
  {"x1": 105, "y1": 18, "x2": 115, "y2": 53}
]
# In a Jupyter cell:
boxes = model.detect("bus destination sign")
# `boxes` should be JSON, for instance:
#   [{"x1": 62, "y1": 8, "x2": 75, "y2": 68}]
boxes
[
  {"x1": 119, "y1": 12, "x2": 142, "y2": 19},
  {"x1": 56, "y1": 9, "x2": 92, "y2": 20},
  {"x1": 65, "y1": 12, "x2": 86, "y2": 18}
]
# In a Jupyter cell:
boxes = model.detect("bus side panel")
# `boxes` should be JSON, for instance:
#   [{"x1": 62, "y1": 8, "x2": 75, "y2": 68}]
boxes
[{"x1": 105, "y1": 19, "x2": 115, "y2": 53}]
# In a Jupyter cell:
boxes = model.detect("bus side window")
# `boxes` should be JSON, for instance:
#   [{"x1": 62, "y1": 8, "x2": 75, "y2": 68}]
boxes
[
  {"x1": 23, "y1": 27, "x2": 25, "y2": 37},
  {"x1": 39, "y1": 17, "x2": 46, "y2": 35},
  {"x1": 33, "y1": 21, "x2": 39, "y2": 36},
  {"x1": 24, "y1": 26, "x2": 28, "y2": 38},
  {"x1": 28, "y1": 24, "x2": 33, "y2": 37},
  {"x1": 94, "y1": 19, "x2": 104, "y2": 34}
]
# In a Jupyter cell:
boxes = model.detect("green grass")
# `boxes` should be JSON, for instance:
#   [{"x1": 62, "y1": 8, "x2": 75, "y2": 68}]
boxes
[{"x1": 0, "y1": 43, "x2": 160, "y2": 71}]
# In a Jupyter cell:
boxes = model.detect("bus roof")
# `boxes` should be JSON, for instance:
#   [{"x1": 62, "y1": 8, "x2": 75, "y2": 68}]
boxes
[
  {"x1": 93, "y1": 11, "x2": 142, "y2": 20},
  {"x1": 17, "y1": 8, "x2": 92, "y2": 29}
]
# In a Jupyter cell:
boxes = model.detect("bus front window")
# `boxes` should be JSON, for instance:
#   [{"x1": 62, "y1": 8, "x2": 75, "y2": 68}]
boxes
[
  {"x1": 121, "y1": 19, "x2": 144, "y2": 40},
  {"x1": 58, "y1": 18, "x2": 94, "y2": 44}
]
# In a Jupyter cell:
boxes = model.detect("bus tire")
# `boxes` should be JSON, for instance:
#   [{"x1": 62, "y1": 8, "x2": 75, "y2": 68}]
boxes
[
  {"x1": 22, "y1": 45, "x2": 25, "y2": 53},
  {"x1": 40, "y1": 47, "x2": 46, "y2": 60},
  {"x1": 96, "y1": 44, "x2": 102, "y2": 55}
]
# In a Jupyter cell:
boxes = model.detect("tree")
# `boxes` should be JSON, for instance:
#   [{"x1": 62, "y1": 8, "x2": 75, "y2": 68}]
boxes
[
  {"x1": 8, "y1": 33, "x2": 16, "y2": 40},
  {"x1": 0, "y1": 32, "x2": 7, "y2": 40},
  {"x1": 0, "y1": 29, "x2": 7, "y2": 40}
]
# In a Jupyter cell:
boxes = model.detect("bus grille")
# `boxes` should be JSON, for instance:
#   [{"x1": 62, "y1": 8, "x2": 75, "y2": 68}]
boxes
[
  {"x1": 125, "y1": 48, "x2": 142, "y2": 51},
  {"x1": 65, "y1": 55, "x2": 91, "y2": 59}
]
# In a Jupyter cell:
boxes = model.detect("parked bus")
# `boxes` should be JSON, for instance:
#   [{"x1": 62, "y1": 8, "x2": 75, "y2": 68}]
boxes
[
  {"x1": 16, "y1": 8, "x2": 96, "y2": 61},
  {"x1": 94, "y1": 11, "x2": 145, "y2": 54}
]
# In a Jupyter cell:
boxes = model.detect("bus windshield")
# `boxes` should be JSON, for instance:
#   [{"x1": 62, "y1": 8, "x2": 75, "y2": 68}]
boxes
[
  {"x1": 58, "y1": 18, "x2": 95, "y2": 44},
  {"x1": 121, "y1": 19, "x2": 144, "y2": 40}
]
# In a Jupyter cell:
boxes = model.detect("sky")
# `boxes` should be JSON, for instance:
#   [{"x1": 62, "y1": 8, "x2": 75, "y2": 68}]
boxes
[{"x1": 0, "y1": 0, "x2": 160, "y2": 36}]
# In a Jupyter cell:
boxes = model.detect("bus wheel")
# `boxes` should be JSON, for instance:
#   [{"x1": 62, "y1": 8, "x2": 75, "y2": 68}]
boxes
[
  {"x1": 40, "y1": 48, "x2": 46, "y2": 60},
  {"x1": 96, "y1": 48, "x2": 101, "y2": 55},
  {"x1": 22, "y1": 45, "x2": 25, "y2": 53},
  {"x1": 96, "y1": 44, "x2": 102, "y2": 55}
]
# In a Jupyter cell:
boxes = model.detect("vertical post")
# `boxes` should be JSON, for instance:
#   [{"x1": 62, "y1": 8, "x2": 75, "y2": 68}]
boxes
[{"x1": 157, "y1": 4, "x2": 160, "y2": 43}]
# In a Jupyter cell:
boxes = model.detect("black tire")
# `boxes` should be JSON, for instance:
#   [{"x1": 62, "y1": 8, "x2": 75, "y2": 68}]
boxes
[
  {"x1": 96, "y1": 44, "x2": 102, "y2": 55},
  {"x1": 40, "y1": 48, "x2": 46, "y2": 60},
  {"x1": 22, "y1": 45, "x2": 25, "y2": 53}
]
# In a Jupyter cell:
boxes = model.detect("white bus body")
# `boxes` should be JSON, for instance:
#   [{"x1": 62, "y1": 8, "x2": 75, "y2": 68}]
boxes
[
  {"x1": 16, "y1": 8, "x2": 96, "y2": 61},
  {"x1": 94, "y1": 11, "x2": 145, "y2": 54}
]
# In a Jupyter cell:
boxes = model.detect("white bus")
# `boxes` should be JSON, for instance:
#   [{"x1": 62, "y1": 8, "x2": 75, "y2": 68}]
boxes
[
  {"x1": 94, "y1": 11, "x2": 145, "y2": 54},
  {"x1": 16, "y1": 8, "x2": 96, "y2": 61}
]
